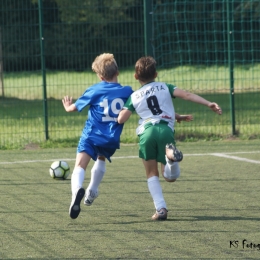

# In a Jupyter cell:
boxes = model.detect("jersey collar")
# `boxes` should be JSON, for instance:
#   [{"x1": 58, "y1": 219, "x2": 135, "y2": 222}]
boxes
[{"x1": 141, "y1": 81, "x2": 155, "y2": 88}]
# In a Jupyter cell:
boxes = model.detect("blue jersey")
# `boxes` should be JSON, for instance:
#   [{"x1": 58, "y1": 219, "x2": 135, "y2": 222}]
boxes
[{"x1": 75, "y1": 81, "x2": 133, "y2": 149}]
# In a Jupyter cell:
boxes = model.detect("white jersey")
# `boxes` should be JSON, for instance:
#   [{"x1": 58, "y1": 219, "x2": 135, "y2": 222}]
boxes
[{"x1": 123, "y1": 82, "x2": 177, "y2": 135}]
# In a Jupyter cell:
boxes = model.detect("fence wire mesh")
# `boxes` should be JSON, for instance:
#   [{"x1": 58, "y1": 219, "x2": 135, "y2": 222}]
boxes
[{"x1": 0, "y1": 0, "x2": 259, "y2": 149}]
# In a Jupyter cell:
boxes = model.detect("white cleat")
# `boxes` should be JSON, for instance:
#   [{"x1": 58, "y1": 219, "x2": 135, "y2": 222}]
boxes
[{"x1": 84, "y1": 189, "x2": 99, "y2": 206}]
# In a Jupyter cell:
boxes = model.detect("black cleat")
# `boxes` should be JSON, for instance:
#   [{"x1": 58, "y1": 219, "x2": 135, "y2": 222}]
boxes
[{"x1": 69, "y1": 188, "x2": 85, "y2": 219}]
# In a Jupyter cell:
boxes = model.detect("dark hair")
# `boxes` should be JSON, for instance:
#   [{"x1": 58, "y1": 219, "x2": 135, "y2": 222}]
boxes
[{"x1": 135, "y1": 56, "x2": 156, "y2": 82}]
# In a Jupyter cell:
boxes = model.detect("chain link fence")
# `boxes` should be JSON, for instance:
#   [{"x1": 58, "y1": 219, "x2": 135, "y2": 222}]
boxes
[{"x1": 0, "y1": 0, "x2": 259, "y2": 149}]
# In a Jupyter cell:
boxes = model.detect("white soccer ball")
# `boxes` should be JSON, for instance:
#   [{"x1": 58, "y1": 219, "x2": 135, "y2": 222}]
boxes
[{"x1": 49, "y1": 161, "x2": 70, "y2": 180}]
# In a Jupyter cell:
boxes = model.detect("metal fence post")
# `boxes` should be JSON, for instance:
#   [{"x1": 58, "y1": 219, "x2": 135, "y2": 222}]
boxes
[
  {"x1": 227, "y1": 0, "x2": 236, "y2": 135},
  {"x1": 0, "y1": 27, "x2": 4, "y2": 97},
  {"x1": 143, "y1": 0, "x2": 153, "y2": 56},
  {"x1": 38, "y1": 0, "x2": 49, "y2": 140}
]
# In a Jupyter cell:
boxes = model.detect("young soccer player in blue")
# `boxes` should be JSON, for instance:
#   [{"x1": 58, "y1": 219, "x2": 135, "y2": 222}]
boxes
[{"x1": 62, "y1": 53, "x2": 133, "y2": 219}]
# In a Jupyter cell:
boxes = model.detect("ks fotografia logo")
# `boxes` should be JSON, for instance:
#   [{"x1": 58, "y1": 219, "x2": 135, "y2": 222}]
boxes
[{"x1": 230, "y1": 239, "x2": 260, "y2": 250}]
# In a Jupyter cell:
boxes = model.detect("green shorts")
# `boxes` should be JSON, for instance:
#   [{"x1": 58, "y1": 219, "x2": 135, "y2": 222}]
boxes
[{"x1": 138, "y1": 121, "x2": 175, "y2": 164}]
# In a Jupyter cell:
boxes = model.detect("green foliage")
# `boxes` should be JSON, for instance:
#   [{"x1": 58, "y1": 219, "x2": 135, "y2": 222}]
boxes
[
  {"x1": 1, "y1": 0, "x2": 260, "y2": 71},
  {"x1": 153, "y1": 1, "x2": 260, "y2": 67},
  {"x1": 0, "y1": 0, "x2": 40, "y2": 71},
  {"x1": 1, "y1": 0, "x2": 144, "y2": 71},
  {"x1": 54, "y1": 0, "x2": 140, "y2": 23}
]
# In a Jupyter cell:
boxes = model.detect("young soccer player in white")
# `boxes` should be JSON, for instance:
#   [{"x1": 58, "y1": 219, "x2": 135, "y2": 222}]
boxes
[
  {"x1": 62, "y1": 53, "x2": 133, "y2": 219},
  {"x1": 118, "y1": 56, "x2": 222, "y2": 220}
]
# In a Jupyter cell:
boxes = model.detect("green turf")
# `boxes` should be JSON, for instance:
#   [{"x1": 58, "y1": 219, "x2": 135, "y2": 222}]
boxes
[
  {"x1": 1, "y1": 67, "x2": 260, "y2": 149},
  {"x1": 1, "y1": 90, "x2": 260, "y2": 149},
  {"x1": 1, "y1": 140, "x2": 260, "y2": 259}
]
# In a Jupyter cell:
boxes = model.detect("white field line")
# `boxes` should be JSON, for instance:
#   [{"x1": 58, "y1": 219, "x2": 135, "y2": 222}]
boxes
[
  {"x1": 210, "y1": 153, "x2": 260, "y2": 164},
  {"x1": 0, "y1": 151, "x2": 259, "y2": 165}
]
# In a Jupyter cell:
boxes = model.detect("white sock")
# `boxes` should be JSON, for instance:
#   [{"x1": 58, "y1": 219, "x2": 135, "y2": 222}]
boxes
[
  {"x1": 163, "y1": 159, "x2": 180, "y2": 180},
  {"x1": 147, "y1": 176, "x2": 167, "y2": 211},
  {"x1": 71, "y1": 166, "x2": 85, "y2": 195},
  {"x1": 86, "y1": 159, "x2": 106, "y2": 193}
]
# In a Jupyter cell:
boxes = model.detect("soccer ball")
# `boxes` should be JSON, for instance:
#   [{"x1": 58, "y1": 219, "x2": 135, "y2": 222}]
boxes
[{"x1": 49, "y1": 161, "x2": 70, "y2": 180}]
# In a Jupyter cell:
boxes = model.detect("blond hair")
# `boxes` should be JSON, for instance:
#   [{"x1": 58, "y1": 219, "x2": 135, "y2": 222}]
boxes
[{"x1": 92, "y1": 53, "x2": 118, "y2": 81}]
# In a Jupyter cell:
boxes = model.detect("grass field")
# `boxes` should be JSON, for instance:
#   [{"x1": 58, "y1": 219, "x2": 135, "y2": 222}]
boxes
[
  {"x1": 1, "y1": 91, "x2": 259, "y2": 149},
  {"x1": 1, "y1": 65, "x2": 260, "y2": 149},
  {"x1": 3, "y1": 65, "x2": 260, "y2": 100},
  {"x1": 1, "y1": 140, "x2": 260, "y2": 259}
]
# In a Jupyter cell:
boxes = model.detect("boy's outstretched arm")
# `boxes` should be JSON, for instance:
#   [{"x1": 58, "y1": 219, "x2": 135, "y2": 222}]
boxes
[
  {"x1": 117, "y1": 109, "x2": 132, "y2": 124},
  {"x1": 175, "y1": 113, "x2": 193, "y2": 123},
  {"x1": 173, "y1": 88, "x2": 222, "y2": 115},
  {"x1": 62, "y1": 96, "x2": 78, "y2": 112}
]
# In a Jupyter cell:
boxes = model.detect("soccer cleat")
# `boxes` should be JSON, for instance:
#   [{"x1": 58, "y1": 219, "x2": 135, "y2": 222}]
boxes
[
  {"x1": 84, "y1": 189, "x2": 99, "y2": 206},
  {"x1": 151, "y1": 208, "x2": 168, "y2": 221},
  {"x1": 69, "y1": 188, "x2": 85, "y2": 219},
  {"x1": 165, "y1": 143, "x2": 183, "y2": 162}
]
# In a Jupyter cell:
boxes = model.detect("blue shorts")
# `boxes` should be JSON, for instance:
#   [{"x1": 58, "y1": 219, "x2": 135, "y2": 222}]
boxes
[{"x1": 77, "y1": 136, "x2": 116, "y2": 163}]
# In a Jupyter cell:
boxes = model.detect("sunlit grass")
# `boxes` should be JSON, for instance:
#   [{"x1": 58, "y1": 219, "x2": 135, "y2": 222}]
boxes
[
  {"x1": 158, "y1": 64, "x2": 260, "y2": 93},
  {"x1": 2, "y1": 64, "x2": 260, "y2": 100},
  {"x1": 1, "y1": 66, "x2": 259, "y2": 149}
]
